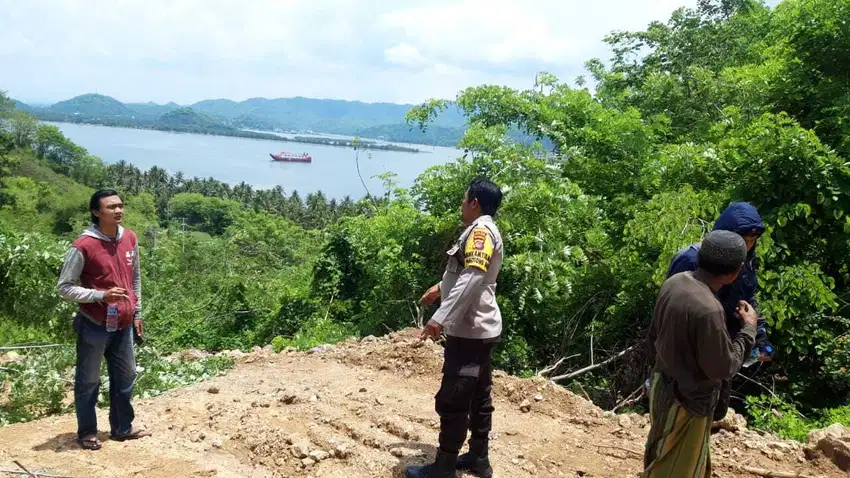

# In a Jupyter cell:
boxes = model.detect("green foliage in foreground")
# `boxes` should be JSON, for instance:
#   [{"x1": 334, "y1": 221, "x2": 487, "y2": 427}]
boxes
[{"x1": 0, "y1": 346, "x2": 232, "y2": 426}]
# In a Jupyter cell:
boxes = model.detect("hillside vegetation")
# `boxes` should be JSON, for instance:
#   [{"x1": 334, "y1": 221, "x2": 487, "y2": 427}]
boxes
[
  {"x1": 2, "y1": 0, "x2": 850, "y2": 442},
  {"x1": 16, "y1": 93, "x2": 467, "y2": 147}
]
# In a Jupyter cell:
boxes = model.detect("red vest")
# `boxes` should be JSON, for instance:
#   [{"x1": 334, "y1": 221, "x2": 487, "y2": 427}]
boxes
[{"x1": 73, "y1": 229, "x2": 138, "y2": 330}]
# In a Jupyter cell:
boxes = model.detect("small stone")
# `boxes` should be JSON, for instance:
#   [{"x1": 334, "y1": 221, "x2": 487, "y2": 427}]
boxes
[
  {"x1": 359, "y1": 388, "x2": 367, "y2": 393},
  {"x1": 715, "y1": 408, "x2": 748, "y2": 433},
  {"x1": 0, "y1": 351, "x2": 21, "y2": 364},
  {"x1": 178, "y1": 349, "x2": 207, "y2": 362},
  {"x1": 280, "y1": 394, "x2": 298, "y2": 404},
  {"x1": 602, "y1": 411, "x2": 615, "y2": 419},
  {"x1": 511, "y1": 458, "x2": 520, "y2": 465},
  {"x1": 334, "y1": 444, "x2": 351, "y2": 458},
  {"x1": 521, "y1": 461, "x2": 538, "y2": 475},
  {"x1": 301, "y1": 458, "x2": 316, "y2": 467},
  {"x1": 309, "y1": 395, "x2": 318, "y2": 403},
  {"x1": 212, "y1": 439, "x2": 223, "y2": 448},
  {"x1": 769, "y1": 441, "x2": 793, "y2": 452},
  {"x1": 207, "y1": 386, "x2": 220, "y2": 394},
  {"x1": 534, "y1": 394, "x2": 544, "y2": 402},
  {"x1": 618, "y1": 415, "x2": 633, "y2": 429},
  {"x1": 291, "y1": 440, "x2": 311, "y2": 459},
  {"x1": 309, "y1": 450, "x2": 330, "y2": 461},
  {"x1": 390, "y1": 447, "x2": 424, "y2": 458},
  {"x1": 375, "y1": 397, "x2": 385, "y2": 406},
  {"x1": 362, "y1": 335, "x2": 377, "y2": 343},
  {"x1": 520, "y1": 400, "x2": 532, "y2": 413},
  {"x1": 506, "y1": 430, "x2": 519, "y2": 436}
]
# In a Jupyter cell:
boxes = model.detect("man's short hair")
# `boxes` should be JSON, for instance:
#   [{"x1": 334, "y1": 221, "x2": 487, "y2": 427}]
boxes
[
  {"x1": 698, "y1": 230, "x2": 747, "y2": 276},
  {"x1": 89, "y1": 189, "x2": 122, "y2": 225},
  {"x1": 468, "y1": 179, "x2": 502, "y2": 217}
]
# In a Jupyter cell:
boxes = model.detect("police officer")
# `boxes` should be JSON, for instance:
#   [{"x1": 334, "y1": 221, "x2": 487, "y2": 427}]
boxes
[{"x1": 407, "y1": 179, "x2": 504, "y2": 478}]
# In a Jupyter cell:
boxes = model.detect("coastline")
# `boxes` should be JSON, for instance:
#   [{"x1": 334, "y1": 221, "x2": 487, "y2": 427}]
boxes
[{"x1": 37, "y1": 116, "x2": 423, "y2": 153}]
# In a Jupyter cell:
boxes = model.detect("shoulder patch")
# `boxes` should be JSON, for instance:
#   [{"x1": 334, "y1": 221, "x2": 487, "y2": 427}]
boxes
[{"x1": 464, "y1": 226, "x2": 494, "y2": 272}]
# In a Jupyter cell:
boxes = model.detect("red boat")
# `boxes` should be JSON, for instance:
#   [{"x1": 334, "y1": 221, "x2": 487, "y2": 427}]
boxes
[{"x1": 270, "y1": 151, "x2": 312, "y2": 163}]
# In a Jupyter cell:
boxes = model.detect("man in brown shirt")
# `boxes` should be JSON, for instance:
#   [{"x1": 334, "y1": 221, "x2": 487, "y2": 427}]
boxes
[{"x1": 643, "y1": 230, "x2": 758, "y2": 477}]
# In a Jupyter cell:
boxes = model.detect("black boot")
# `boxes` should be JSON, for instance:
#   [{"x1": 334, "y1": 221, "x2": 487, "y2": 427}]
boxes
[
  {"x1": 406, "y1": 449, "x2": 459, "y2": 478},
  {"x1": 456, "y1": 438, "x2": 493, "y2": 478}
]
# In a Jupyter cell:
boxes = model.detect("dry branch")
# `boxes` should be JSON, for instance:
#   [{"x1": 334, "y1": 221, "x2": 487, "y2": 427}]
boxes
[
  {"x1": 550, "y1": 345, "x2": 637, "y2": 382},
  {"x1": 0, "y1": 461, "x2": 84, "y2": 478},
  {"x1": 0, "y1": 344, "x2": 68, "y2": 351},
  {"x1": 13, "y1": 461, "x2": 36, "y2": 478},
  {"x1": 734, "y1": 465, "x2": 819, "y2": 478},
  {"x1": 592, "y1": 443, "x2": 642, "y2": 458},
  {"x1": 537, "y1": 354, "x2": 579, "y2": 377},
  {"x1": 0, "y1": 467, "x2": 84, "y2": 478},
  {"x1": 611, "y1": 385, "x2": 645, "y2": 412}
]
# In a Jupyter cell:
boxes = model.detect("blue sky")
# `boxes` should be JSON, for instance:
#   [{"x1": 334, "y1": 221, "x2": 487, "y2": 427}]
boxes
[{"x1": 0, "y1": 0, "x2": 767, "y2": 105}]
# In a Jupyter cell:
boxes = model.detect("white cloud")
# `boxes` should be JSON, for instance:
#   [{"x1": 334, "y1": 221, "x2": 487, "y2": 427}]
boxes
[
  {"x1": 384, "y1": 43, "x2": 430, "y2": 69},
  {"x1": 0, "y1": 0, "x2": 714, "y2": 105}
]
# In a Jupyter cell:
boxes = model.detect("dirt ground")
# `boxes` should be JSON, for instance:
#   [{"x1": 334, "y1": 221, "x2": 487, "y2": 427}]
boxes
[{"x1": 0, "y1": 329, "x2": 844, "y2": 478}]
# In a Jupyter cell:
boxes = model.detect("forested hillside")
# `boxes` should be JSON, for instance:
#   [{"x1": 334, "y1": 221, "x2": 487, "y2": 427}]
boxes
[
  {"x1": 17, "y1": 93, "x2": 468, "y2": 147},
  {"x1": 2, "y1": 0, "x2": 849, "y2": 441}
]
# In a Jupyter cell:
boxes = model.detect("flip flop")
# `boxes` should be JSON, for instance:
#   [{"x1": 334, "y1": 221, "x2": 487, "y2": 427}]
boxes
[
  {"x1": 78, "y1": 436, "x2": 102, "y2": 450},
  {"x1": 111, "y1": 427, "x2": 152, "y2": 442}
]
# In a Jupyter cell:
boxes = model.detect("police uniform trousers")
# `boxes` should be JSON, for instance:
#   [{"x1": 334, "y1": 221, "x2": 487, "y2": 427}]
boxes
[{"x1": 435, "y1": 335, "x2": 498, "y2": 454}]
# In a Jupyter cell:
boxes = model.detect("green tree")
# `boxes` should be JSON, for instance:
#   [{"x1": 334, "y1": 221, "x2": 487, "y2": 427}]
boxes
[
  {"x1": 168, "y1": 193, "x2": 242, "y2": 235},
  {"x1": 9, "y1": 111, "x2": 38, "y2": 149}
]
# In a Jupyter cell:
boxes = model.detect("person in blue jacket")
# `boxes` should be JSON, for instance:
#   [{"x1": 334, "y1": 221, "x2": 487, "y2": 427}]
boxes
[{"x1": 666, "y1": 202, "x2": 775, "y2": 420}]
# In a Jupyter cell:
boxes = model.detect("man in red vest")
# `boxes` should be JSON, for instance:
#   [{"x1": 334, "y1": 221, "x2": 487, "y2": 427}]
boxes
[{"x1": 57, "y1": 189, "x2": 150, "y2": 450}]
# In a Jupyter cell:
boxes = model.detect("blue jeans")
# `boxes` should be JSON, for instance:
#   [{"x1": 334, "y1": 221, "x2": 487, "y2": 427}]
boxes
[{"x1": 73, "y1": 314, "x2": 137, "y2": 440}]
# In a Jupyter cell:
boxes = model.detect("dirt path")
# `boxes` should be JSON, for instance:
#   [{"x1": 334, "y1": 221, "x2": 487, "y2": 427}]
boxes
[{"x1": 0, "y1": 329, "x2": 843, "y2": 478}]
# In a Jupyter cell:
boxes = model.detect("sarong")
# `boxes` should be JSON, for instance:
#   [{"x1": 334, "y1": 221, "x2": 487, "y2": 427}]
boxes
[{"x1": 642, "y1": 372, "x2": 712, "y2": 478}]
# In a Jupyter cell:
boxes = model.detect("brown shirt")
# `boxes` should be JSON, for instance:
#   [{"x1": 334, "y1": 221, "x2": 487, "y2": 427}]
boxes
[{"x1": 647, "y1": 271, "x2": 756, "y2": 416}]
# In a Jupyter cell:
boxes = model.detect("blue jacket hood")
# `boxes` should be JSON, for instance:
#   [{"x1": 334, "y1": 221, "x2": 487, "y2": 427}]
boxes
[{"x1": 713, "y1": 202, "x2": 765, "y2": 236}]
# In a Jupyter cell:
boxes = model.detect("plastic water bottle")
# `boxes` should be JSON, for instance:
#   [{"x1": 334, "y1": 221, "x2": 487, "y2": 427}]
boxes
[
  {"x1": 743, "y1": 347, "x2": 760, "y2": 368},
  {"x1": 106, "y1": 304, "x2": 119, "y2": 332}
]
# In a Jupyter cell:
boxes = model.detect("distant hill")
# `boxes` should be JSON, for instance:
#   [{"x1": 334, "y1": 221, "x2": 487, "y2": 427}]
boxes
[
  {"x1": 48, "y1": 93, "x2": 134, "y2": 118},
  {"x1": 126, "y1": 101, "x2": 181, "y2": 120},
  {"x1": 14, "y1": 93, "x2": 467, "y2": 147},
  {"x1": 191, "y1": 96, "x2": 466, "y2": 133},
  {"x1": 12, "y1": 100, "x2": 32, "y2": 112},
  {"x1": 155, "y1": 107, "x2": 226, "y2": 131}
]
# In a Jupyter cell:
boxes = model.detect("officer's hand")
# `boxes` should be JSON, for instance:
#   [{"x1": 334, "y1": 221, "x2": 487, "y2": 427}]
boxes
[
  {"x1": 736, "y1": 300, "x2": 758, "y2": 328},
  {"x1": 419, "y1": 284, "x2": 440, "y2": 306},
  {"x1": 103, "y1": 287, "x2": 128, "y2": 302},
  {"x1": 420, "y1": 320, "x2": 443, "y2": 341}
]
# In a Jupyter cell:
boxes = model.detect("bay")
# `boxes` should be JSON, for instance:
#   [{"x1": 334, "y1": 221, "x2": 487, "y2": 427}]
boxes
[{"x1": 51, "y1": 122, "x2": 461, "y2": 199}]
